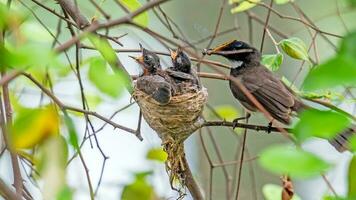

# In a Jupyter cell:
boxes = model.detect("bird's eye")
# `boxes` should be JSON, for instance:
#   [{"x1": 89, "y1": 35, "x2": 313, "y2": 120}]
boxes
[
  {"x1": 235, "y1": 42, "x2": 243, "y2": 48},
  {"x1": 144, "y1": 55, "x2": 151, "y2": 61}
]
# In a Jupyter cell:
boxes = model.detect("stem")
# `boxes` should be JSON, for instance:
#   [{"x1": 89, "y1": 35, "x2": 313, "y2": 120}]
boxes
[{"x1": 182, "y1": 155, "x2": 204, "y2": 200}]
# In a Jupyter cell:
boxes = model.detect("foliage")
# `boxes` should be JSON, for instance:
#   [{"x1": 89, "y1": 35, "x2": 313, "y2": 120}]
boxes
[
  {"x1": 146, "y1": 147, "x2": 167, "y2": 162},
  {"x1": 11, "y1": 105, "x2": 59, "y2": 149},
  {"x1": 262, "y1": 53, "x2": 283, "y2": 71},
  {"x1": 303, "y1": 32, "x2": 356, "y2": 91},
  {"x1": 259, "y1": 145, "x2": 330, "y2": 178},
  {"x1": 293, "y1": 109, "x2": 351, "y2": 141},
  {"x1": 279, "y1": 37, "x2": 310, "y2": 62},
  {"x1": 121, "y1": 171, "x2": 156, "y2": 200}
]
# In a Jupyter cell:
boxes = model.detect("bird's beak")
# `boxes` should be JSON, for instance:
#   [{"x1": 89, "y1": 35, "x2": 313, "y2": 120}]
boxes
[
  {"x1": 129, "y1": 55, "x2": 148, "y2": 75},
  {"x1": 202, "y1": 40, "x2": 235, "y2": 55},
  {"x1": 170, "y1": 49, "x2": 178, "y2": 60},
  {"x1": 129, "y1": 55, "x2": 144, "y2": 65},
  {"x1": 139, "y1": 43, "x2": 143, "y2": 52}
]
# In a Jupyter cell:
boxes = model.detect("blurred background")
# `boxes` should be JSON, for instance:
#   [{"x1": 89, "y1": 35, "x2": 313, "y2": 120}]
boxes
[{"x1": 0, "y1": 0, "x2": 356, "y2": 200}]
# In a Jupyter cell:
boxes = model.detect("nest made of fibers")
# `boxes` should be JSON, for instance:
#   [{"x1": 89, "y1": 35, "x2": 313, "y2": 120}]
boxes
[{"x1": 132, "y1": 83, "x2": 208, "y2": 193}]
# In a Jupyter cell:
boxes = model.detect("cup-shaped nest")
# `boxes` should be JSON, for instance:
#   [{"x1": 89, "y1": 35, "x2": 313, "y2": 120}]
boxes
[
  {"x1": 132, "y1": 84, "x2": 208, "y2": 143},
  {"x1": 133, "y1": 82, "x2": 208, "y2": 193}
]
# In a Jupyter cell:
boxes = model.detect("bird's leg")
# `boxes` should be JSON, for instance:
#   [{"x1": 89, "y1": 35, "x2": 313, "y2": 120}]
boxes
[{"x1": 232, "y1": 113, "x2": 251, "y2": 129}]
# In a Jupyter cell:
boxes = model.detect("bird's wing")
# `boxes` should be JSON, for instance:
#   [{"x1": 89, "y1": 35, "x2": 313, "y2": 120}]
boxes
[
  {"x1": 242, "y1": 67, "x2": 295, "y2": 124},
  {"x1": 165, "y1": 69, "x2": 195, "y2": 80},
  {"x1": 136, "y1": 75, "x2": 172, "y2": 104}
]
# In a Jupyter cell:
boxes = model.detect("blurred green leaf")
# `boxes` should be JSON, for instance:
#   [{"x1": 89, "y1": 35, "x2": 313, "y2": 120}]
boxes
[
  {"x1": 230, "y1": 0, "x2": 261, "y2": 13},
  {"x1": 293, "y1": 109, "x2": 351, "y2": 141},
  {"x1": 213, "y1": 105, "x2": 239, "y2": 121},
  {"x1": 262, "y1": 53, "x2": 283, "y2": 71},
  {"x1": 121, "y1": 171, "x2": 156, "y2": 200},
  {"x1": 11, "y1": 106, "x2": 59, "y2": 149},
  {"x1": 279, "y1": 37, "x2": 309, "y2": 61},
  {"x1": 36, "y1": 136, "x2": 69, "y2": 199},
  {"x1": 146, "y1": 147, "x2": 167, "y2": 163},
  {"x1": 263, "y1": 184, "x2": 301, "y2": 200},
  {"x1": 56, "y1": 185, "x2": 73, "y2": 200},
  {"x1": 21, "y1": 22, "x2": 53, "y2": 43},
  {"x1": 323, "y1": 196, "x2": 351, "y2": 200},
  {"x1": 88, "y1": 34, "x2": 117, "y2": 65},
  {"x1": 86, "y1": 94, "x2": 102, "y2": 109},
  {"x1": 0, "y1": 43, "x2": 61, "y2": 70},
  {"x1": 350, "y1": 136, "x2": 356, "y2": 152},
  {"x1": 259, "y1": 145, "x2": 330, "y2": 177},
  {"x1": 274, "y1": 0, "x2": 292, "y2": 4},
  {"x1": 88, "y1": 57, "x2": 125, "y2": 98},
  {"x1": 347, "y1": 0, "x2": 356, "y2": 7},
  {"x1": 302, "y1": 56, "x2": 356, "y2": 91},
  {"x1": 340, "y1": 31, "x2": 356, "y2": 59},
  {"x1": 118, "y1": 0, "x2": 149, "y2": 27},
  {"x1": 63, "y1": 112, "x2": 79, "y2": 150},
  {"x1": 87, "y1": 35, "x2": 133, "y2": 93},
  {"x1": 348, "y1": 156, "x2": 356, "y2": 198},
  {"x1": 0, "y1": 3, "x2": 24, "y2": 30}
]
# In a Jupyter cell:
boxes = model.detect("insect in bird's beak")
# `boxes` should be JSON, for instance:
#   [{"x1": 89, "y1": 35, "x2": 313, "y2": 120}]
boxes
[
  {"x1": 203, "y1": 40, "x2": 233, "y2": 55},
  {"x1": 170, "y1": 49, "x2": 178, "y2": 60}
]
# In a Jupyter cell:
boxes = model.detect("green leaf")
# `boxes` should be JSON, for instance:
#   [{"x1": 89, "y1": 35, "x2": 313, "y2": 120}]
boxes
[
  {"x1": 350, "y1": 136, "x2": 356, "y2": 152},
  {"x1": 263, "y1": 184, "x2": 301, "y2": 200},
  {"x1": 11, "y1": 106, "x2": 59, "y2": 149},
  {"x1": 279, "y1": 37, "x2": 309, "y2": 61},
  {"x1": 262, "y1": 53, "x2": 283, "y2": 71},
  {"x1": 259, "y1": 145, "x2": 330, "y2": 177},
  {"x1": 146, "y1": 147, "x2": 167, "y2": 162},
  {"x1": 56, "y1": 185, "x2": 73, "y2": 200},
  {"x1": 0, "y1": 3, "x2": 24, "y2": 30},
  {"x1": 36, "y1": 137, "x2": 69, "y2": 199},
  {"x1": 0, "y1": 43, "x2": 60, "y2": 70},
  {"x1": 63, "y1": 112, "x2": 79, "y2": 150},
  {"x1": 274, "y1": 0, "x2": 292, "y2": 4},
  {"x1": 302, "y1": 56, "x2": 356, "y2": 91},
  {"x1": 339, "y1": 31, "x2": 356, "y2": 59},
  {"x1": 88, "y1": 57, "x2": 126, "y2": 98},
  {"x1": 213, "y1": 105, "x2": 240, "y2": 121},
  {"x1": 293, "y1": 109, "x2": 351, "y2": 141},
  {"x1": 85, "y1": 94, "x2": 102, "y2": 109},
  {"x1": 347, "y1": 0, "x2": 356, "y2": 7},
  {"x1": 323, "y1": 196, "x2": 351, "y2": 200},
  {"x1": 88, "y1": 34, "x2": 117, "y2": 65},
  {"x1": 118, "y1": 0, "x2": 149, "y2": 27},
  {"x1": 230, "y1": 0, "x2": 261, "y2": 13},
  {"x1": 87, "y1": 34, "x2": 133, "y2": 93},
  {"x1": 121, "y1": 171, "x2": 156, "y2": 200},
  {"x1": 348, "y1": 156, "x2": 356, "y2": 198}
]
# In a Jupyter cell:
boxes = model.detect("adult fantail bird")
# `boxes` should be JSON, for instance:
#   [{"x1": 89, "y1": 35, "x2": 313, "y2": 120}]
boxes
[{"x1": 204, "y1": 40, "x2": 355, "y2": 152}]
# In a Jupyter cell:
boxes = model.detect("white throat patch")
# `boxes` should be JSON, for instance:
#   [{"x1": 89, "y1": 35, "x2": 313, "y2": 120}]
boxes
[{"x1": 230, "y1": 60, "x2": 243, "y2": 69}]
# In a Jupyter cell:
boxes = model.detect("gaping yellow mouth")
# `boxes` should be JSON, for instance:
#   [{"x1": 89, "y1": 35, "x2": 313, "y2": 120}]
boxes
[
  {"x1": 129, "y1": 55, "x2": 144, "y2": 64},
  {"x1": 170, "y1": 49, "x2": 178, "y2": 60}
]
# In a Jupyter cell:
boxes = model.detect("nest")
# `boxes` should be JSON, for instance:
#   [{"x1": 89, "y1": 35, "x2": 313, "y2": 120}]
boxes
[{"x1": 132, "y1": 83, "x2": 208, "y2": 193}]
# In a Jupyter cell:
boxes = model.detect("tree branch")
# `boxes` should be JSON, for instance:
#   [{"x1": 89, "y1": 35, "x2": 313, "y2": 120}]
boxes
[
  {"x1": 203, "y1": 121, "x2": 292, "y2": 133},
  {"x1": 0, "y1": 178, "x2": 20, "y2": 200}
]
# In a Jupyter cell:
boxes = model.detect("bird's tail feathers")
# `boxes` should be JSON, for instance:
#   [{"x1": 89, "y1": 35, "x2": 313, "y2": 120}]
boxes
[{"x1": 329, "y1": 125, "x2": 356, "y2": 152}]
